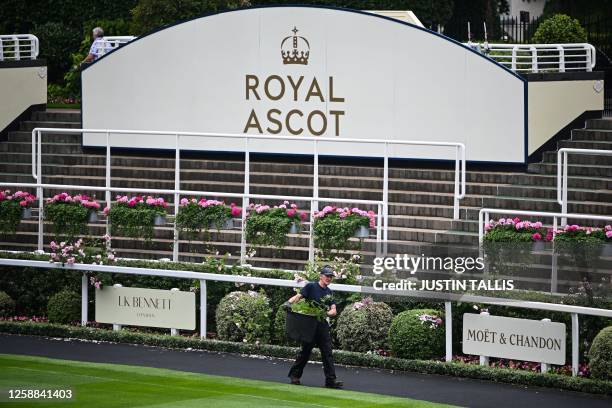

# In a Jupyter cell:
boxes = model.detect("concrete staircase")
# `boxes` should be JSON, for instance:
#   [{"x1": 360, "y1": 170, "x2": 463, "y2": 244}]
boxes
[{"x1": 1, "y1": 110, "x2": 611, "y2": 291}]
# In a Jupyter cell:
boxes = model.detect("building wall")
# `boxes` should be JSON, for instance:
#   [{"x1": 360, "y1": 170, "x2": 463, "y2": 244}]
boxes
[{"x1": 0, "y1": 62, "x2": 47, "y2": 133}]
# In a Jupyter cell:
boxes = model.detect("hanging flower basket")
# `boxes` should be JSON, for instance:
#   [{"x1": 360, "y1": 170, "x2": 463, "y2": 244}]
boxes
[
  {"x1": 45, "y1": 193, "x2": 101, "y2": 240},
  {"x1": 245, "y1": 201, "x2": 307, "y2": 248},
  {"x1": 313, "y1": 206, "x2": 376, "y2": 253},
  {"x1": 106, "y1": 195, "x2": 168, "y2": 241}
]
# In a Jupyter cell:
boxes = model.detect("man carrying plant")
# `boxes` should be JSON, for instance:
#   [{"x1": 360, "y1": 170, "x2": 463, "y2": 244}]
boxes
[{"x1": 286, "y1": 265, "x2": 343, "y2": 389}]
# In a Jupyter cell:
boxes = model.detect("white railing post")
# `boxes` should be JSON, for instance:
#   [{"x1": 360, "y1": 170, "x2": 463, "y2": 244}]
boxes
[
  {"x1": 540, "y1": 318, "x2": 551, "y2": 373},
  {"x1": 309, "y1": 140, "x2": 319, "y2": 262},
  {"x1": 551, "y1": 216, "x2": 558, "y2": 293},
  {"x1": 173, "y1": 134, "x2": 180, "y2": 262},
  {"x1": 511, "y1": 46, "x2": 517, "y2": 71},
  {"x1": 105, "y1": 132, "x2": 111, "y2": 246},
  {"x1": 81, "y1": 273, "x2": 88, "y2": 326},
  {"x1": 453, "y1": 146, "x2": 460, "y2": 220},
  {"x1": 557, "y1": 45, "x2": 565, "y2": 72},
  {"x1": 561, "y1": 150, "x2": 568, "y2": 226},
  {"x1": 479, "y1": 310, "x2": 490, "y2": 366},
  {"x1": 240, "y1": 138, "x2": 250, "y2": 264},
  {"x1": 571, "y1": 313, "x2": 579, "y2": 376},
  {"x1": 113, "y1": 284, "x2": 122, "y2": 331},
  {"x1": 383, "y1": 142, "x2": 389, "y2": 255},
  {"x1": 200, "y1": 280, "x2": 207, "y2": 339},
  {"x1": 13, "y1": 36, "x2": 20, "y2": 61},
  {"x1": 585, "y1": 45, "x2": 592, "y2": 72},
  {"x1": 530, "y1": 45, "x2": 537, "y2": 72},
  {"x1": 37, "y1": 129, "x2": 43, "y2": 252},
  {"x1": 376, "y1": 203, "x2": 382, "y2": 257},
  {"x1": 445, "y1": 301, "x2": 452, "y2": 362},
  {"x1": 0, "y1": 37, "x2": 3, "y2": 61},
  {"x1": 170, "y1": 288, "x2": 180, "y2": 336}
]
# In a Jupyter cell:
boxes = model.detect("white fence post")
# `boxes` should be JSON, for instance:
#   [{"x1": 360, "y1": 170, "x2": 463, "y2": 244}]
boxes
[
  {"x1": 445, "y1": 301, "x2": 452, "y2": 362},
  {"x1": 479, "y1": 310, "x2": 490, "y2": 366},
  {"x1": 81, "y1": 273, "x2": 88, "y2": 326},
  {"x1": 170, "y1": 288, "x2": 180, "y2": 336},
  {"x1": 113, "y1": 284, "x2": 123, "y2": 331},
  {"x1": 200, "y1": 280, "x2": 207, "y2": 339},
  {"x1": 540, "y1": 318, "x2": 551, "y2": 373},
  {"x1": 571, "y1": 313, "x2": 579, "y2": 376}
]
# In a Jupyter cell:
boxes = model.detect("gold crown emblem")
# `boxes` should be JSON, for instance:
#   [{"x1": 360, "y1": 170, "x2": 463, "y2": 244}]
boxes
[{"x1": 281, "y1": 27, "x2": 310, "y2": 65}]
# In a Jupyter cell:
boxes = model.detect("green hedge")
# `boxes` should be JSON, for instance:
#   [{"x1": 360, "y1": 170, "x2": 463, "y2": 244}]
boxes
[
  {"x1": 589, "y1": 326, "x2": 612, "y2": 381},
  {"x1": 47, "y1": 290, "x2": 81, "y2": 324},
  {"x1": 0, "y1": 321, "x2": 610, "y2": 395},
  {"x1": 389, "y1": 309, "x2": 445, "y2": 360}
]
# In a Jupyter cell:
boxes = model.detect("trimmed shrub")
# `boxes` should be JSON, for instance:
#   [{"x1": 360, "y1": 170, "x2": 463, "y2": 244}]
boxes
[
  {"x1": 336, "y1": 298, "x2": 393, "y2": 352},
  {"x1": 0, "y1": 291, "x2": 15, "y2": 317},
  {"x1": 389, "y1": 309, "x2": 445, "y2": 360},
  {"x1": 215, "y1": 291, "x2": 271, "y2": 343},
  {"x1": 47, "y1": 290, "x2": 81, "y2": 324},
  {"x1": 532, "y1": 14, "x2": 587, "y2": 44},
  {"x1": 588, "y1": 326, "x2": 612, "y2": 381}
]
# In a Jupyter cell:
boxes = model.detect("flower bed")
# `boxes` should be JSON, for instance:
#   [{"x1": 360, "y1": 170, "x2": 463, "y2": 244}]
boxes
[
  {"x1": 106, "y1": 195, "x2": 167, "y2": 240},
  {"x1": 48, "y1": 234, "x2": 116, "y2": 268},
  {"x1": 45, "y1": 193, "x2": 100, "y2": 240},
  {"x1": 245, "y1": 201, "x2": 306, "y2": 248},
  {"x1": 175, "y1": 198, "x2": 239, "y2": 239},
  {"x1": 313, "y1": 206, "x2": 376, "y2": 253},
  {"x1": 0, "y1": 190, "x2": 36, "y2": 235}
]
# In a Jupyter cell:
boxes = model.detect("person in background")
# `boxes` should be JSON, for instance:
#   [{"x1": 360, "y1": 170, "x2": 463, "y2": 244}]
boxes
[
  {"x1": 286, "y1": 265, "x2": 343, "y2": 389},
  {"x1": 82, "y1": 27, "x2": 112, "y2": 63}
]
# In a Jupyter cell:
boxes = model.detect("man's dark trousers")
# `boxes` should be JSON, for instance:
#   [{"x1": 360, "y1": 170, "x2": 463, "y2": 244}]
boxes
[{"x1": 288, "y1": 320, "x2": 336, "y2": 383}]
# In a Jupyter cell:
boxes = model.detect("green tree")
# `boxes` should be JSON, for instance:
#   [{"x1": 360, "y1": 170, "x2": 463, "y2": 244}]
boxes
[{"x1": 532, "y1": 13, "x2": 587, "y2": 43}]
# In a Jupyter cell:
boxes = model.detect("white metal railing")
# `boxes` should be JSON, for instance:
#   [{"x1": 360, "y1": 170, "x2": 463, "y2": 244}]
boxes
[
  {"x1": 1, "y1": 181, "x2": 385, "y2": 264},
  {"x1": 0, "y1": 34, "x2": 39, "y2": 61},
  {"x1": 478, "y1": 208, "x2": 612, "y2": 376},
  {"x1": 91, "y1": 36, "x2": 135, "y2": 57},
  {"x1": 557, "y1": 148, "x2": 612, "y2": 226},
  {"x1": 28, "y1": 127, "x2": 466, "y2": 255},
  {"x1": 464, "y1": 42, "x2": 596, "y2": 73},
  {"x1": 1, "y1": 258, "x2": 610, "y2": 376}
]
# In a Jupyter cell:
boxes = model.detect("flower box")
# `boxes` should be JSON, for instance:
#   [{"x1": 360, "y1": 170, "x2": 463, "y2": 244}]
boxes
[
  {"x1": 154, "y1": 214, "x2": 166, "y2": 226},
  {"x1": 245, "y1": 201, "x2": 306, "y2": 248},
  {"x1": 88, "y1": 211, "x2": 98, "y2": 223},
  {"x1": 0, "y1": 190, "x2": 36, "y2": 235},
  {"x1": 354, "y1": 225, "x2": 370, "y2": 238},
  {"x1": 106, "y1": 195, "x2": 168, "y2": 240},
  {"x1": 45, "y1": 193, "x2": 100, "y2": 240},
  {"x1": 21, "y1": 208, "x2": 32, "y2": 219},
  {"x1": 313, "y1": 206, "x2": 376, "y2": 253},
  {"x1": 285, "y1": 310, "x2": 318, "y2": 344}
]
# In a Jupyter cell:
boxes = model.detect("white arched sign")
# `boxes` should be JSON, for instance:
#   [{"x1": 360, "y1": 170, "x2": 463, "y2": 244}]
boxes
[{"x1": 82, "y1": 6, "x2": 526, "y2": 163}]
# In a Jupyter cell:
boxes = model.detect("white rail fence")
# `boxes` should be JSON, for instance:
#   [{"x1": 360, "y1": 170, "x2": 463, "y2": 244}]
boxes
[
  {"x1": 91, "y1": 36, "x2": 136, "y2": 56},
  {"x1": 26, "y1": 127, "x2": 465, "y2": 256},
  {"x1": 465, "y1": 42, "x2": 596, "y2": 73},
  {"x1": 1, "y1": 258, "x2": 610, "y2": 376},
  {"x1": 557, "y1": 148, "x2": 612, "y2": 226},
  {"x1": 0, "y1": 34, "x2": 39, "y2": 61}
]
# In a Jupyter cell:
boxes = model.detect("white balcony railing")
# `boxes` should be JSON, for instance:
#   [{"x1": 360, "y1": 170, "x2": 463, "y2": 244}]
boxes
[
  {"x1": 0, "y1": 34, "x2": 39, "y2": 61},
  {"x1": 464, "y1": 42, "x2": 596, "y2": 73}
]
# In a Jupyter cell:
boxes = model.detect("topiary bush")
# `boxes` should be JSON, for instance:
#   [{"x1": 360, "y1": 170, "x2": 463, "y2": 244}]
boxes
[
  {"x1": 532, "y1": 14, "x2": 587, "y2": 44},
  {"x1": 336, "y1": 298, "x2": 393, "y2": 352},
  {"x1": 389, "y1": 309, "x2": 445, "y2": 360},
  {"x1": 0, "y1": 291, "x2": 16, "y2": 317},
  {"x1": 588, "y1": 326, "x2": 612, "y2": 381},
  {"x1": 47, "y1": 290, "x2": 81, "y2": 324},
  {"x1": 215, "y1": 291, "x2": 271, "y2": 344}
]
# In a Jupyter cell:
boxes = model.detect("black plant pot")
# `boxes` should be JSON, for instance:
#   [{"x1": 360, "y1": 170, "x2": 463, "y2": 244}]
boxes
[{"x1": 285, "y1": 310, "x2": 318, "y2": 344}]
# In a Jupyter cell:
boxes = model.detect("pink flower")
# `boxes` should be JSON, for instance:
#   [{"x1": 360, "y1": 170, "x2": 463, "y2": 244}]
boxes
[
  {"x1": 19, "y1": 200, "x2": 27, "y2": 207},
  {"x1": 103, "y1": 206, "x2": 110, "y2": 215},
  {"x1": 128, "y1": 200, "x2": 136, "y2": 207},
  {"x1": 606, "y1": 230, "x2": 612, "y2": 239},
  {"x1": 532, "y1": 232, "x2": 542, "y2": 241},
  {"x1": 231, "y1": 206, "x2": 241, "y2": 217},
  {"x1": 180, "y1": 198, "x2": 189, "y2": 205},
  {"x1": 287, "y1": 208, "x2": 296, "y2": 217},
  {"x1": 300, "y1": 211, "x2": 307, "y2": 221}
]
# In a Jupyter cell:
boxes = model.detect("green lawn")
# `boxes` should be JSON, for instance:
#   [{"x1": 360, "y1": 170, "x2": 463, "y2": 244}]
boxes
[{"x1": 0, "y1": 354, "x2": 453, "y2": 408}]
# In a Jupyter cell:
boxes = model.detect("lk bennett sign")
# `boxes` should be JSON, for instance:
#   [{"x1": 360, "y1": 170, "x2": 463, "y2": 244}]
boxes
[
  {"x1": 462, "y1": 314, "x2": 566, "y2": 365},
  {"x1": 95, "y1": 286, "x2": 196, "y2": 330},
  {"x1": 82, "y1": 6, "x2": 526, "y2": 164}
]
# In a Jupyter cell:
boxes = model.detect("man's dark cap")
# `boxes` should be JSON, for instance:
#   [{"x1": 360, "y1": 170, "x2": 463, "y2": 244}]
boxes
[{"x1": 320, "y1": 265, "x2": 334, "y2": 277}]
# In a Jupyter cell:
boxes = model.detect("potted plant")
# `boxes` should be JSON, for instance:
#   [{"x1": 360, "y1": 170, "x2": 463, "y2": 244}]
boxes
[
  {"x1": 245, "y1": 201, "x2": 306, "y2": 248},
  {"x1": 484, "y1": 217, "x2": 551, "y2": 250},
  {"x1": 0, "y1": 190, "x2": 36, "y2": 235},
  {"x1": 45, "y1": 193, "x2": 100, "y2": 240},
  {"x1": 554, "y1": 224, "x2": 612, "y2": 258},
  {"x1": 105, "y1": 195, "x2": 168, "y2": 241},
  {"x1": 313, "y1": 206, "x2": 376, "y2": 253},
  {"x1": 285, "y1": 295, "x2": 333, "y2": 343},
  {"x1": 175, "y1": 198, "x2": 240, "y2": 240}
]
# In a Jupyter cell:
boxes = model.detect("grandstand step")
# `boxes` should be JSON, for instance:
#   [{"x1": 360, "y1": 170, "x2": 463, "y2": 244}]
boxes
[
  {"x1": 572, "y1": 129, "x2": 612, "y2": 142},
  {"x1": 19, "y1": 121, "x2": 81, "y2": 131},
  {"x1": 542, "y1": 150, "x2": 612, "y2": 166},
  {"x1": 586, "y1": 118, "x2": 612, "y2": 130},
  {"x1": 557, "y1": 139, "x2": 612, "y2": 150},
  {"x1": 32, "y1": 110, "x2": 81, "y2": 122}
]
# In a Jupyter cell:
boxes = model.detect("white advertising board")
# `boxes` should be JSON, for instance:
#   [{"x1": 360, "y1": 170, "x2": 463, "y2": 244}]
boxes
[
  {"x1": 95, "y1": 286, "x2": 196, "y2": 330},
  {"x1": 82, "y1": 6, "x2": 526, "y2": 163},
  {"x1": 463, "y1": 313, "x2": 566, "y2": 365}
]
